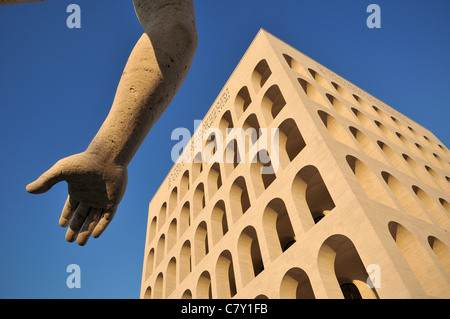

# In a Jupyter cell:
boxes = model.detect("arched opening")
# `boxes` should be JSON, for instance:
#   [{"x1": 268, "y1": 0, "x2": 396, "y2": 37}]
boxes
[
  {"x1": 261, "y1": 85, "x2": 286, "y2": 122},
  {"x1": 346, "y1": 155, "x2": 396, "y2": 208},
  {"x1": 349, "y1": 126, "x2": 386, "y2": 163},
  {"x1": 223, "y1": 139, "x2": 241, "y2": 176},
  {"x1": 389, "y1": 222, "x2": 450, "y2": 298},
  {"x1": 207, "y1": 162, "x2": 222, "y2": 198},
  {"x1": 238, "y1": 226, "x2": 264, "y2": 286},
  {"x1": 283, "y1": 54, "x2": 309, "y2": 77},
  {"x1": 216, "y1": 250, "x2": 237, "y2": 298},
  {"x1": 331, "y1": 82, "x2": 358, "y2": 105},
  {"x1": 412, "y1": 186, "x2": 450, "y2": 230},
  {"x1": 292, "y1": 165, "x2": 335, "y2": 227},
  {"x1": 179, "y1": 170, "x2": 190, "y2": 200},
  {"x1": 252, "y1": 59, "x2": 271, "y2": 92},
  {"x1": 325, "y1": 93, "x2": 355, "y2": 119},
  {"x1": 193, "y1": 183, "x2": 205, "y2": 218},
  {"x1": 308, "y1": 68, "x2": 334, "y2": 91},
  {"x1": 179, "y1": 201, "x2": 190, "y2": 236},
  {"x1": 181, "y1": 289, "x2": 192, "y2": 299},
  {"x1": 194, "y1": 221, "x2": 209, "y2": 265},
  {"x1": 167, "y1": 219, "x2": 177, "y2": 252},
  {"x1": 153, "y1": 273, "x2": 164, "y2": 299},
  {"x1": 197, "y1": 271, "x2": 212, "y2": 299},
  {"x1": 279, "y1": 268, "x2": 315, "y2": 299},
  {"x1": 317, "y1": 110, "x2": 358, "y2": 149},
  {"x1": 298, "y1": 77, "x2": 327, "y2": 105},
  {"x1": 317, "y1": 234, "x2": 379, "y2": 299},
  {"x1": 242, "y1": 113, "x2": 261, "y2": 158},
  {"x1": 229, "y1": 176, "x2": 251, "y2": 223},
  {"x1": 158, "y1": 203, "x2": 167, "y2": 230},
  {"x1": 145, "y1": 249, "x2": 155, "y2": 280},
  {"x1": 377, "y1": 141, "x2": 413, "y2": 176},
  {"x1": 351, "y1": 108, "x2": 379, "y2": 134},
  {"x1": 179, "y1": 241, "x2": 191, "y2": 284},
  {"x1": 203, "y1": 129, "x2": 222, "y2": 164},
  {"x1": 250, "y1": 149, "x2": 276, "y2": 197},
  {"x1": 148, "y1": 216, "x2": 157, "y2": 244},
  {"x1": 168, "y1": 187, "x2": 178, "y2": 215},
  {"x1": 381, "y1": 172, "x2": 432, "y2": 223},
  {"x1": 143, "y1": 286, "x2": 152, "y2": 299},
  {"x1": 428, "y1": 236, "x2": 450, "y2": 274},
  {"x1": 156, "y1": 234, "x2": 165, "y2": 266},
  {"x1": 278, "y1": 118, "x2": 306, "y2": 168},
  {"x1": 165, "y1": 258, "x2": 176, "y2": 298},
  {"x1": 234, "y1": 86, "x2": 252, "y2": 119},
  {"x1": 262, "y1": 198, "x2": 296, "y2": 260},
  {"x1": 211, "y1": 200, "x2": 229, "y2": 245},
  {"x1": 402, "y1": 154, "x2": 439, "y2": 188}
]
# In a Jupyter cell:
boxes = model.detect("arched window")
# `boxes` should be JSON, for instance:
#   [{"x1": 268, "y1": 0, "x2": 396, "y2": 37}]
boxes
[
  {"x1": 262, "y1": 198, "x2": 296, "y2": 260},
  {"x1": 194, "y1": 221, "x2": 209, "y2": 265},
  {"x1": 381, "y1": 172, "x2": 432, "y2": 223},
  {"x1": 292, "y1": 165, "x2": 335, "y2": 228},
  {"x1": 346, "y1": 155, "x2": 396, "y2": 208},
  {"x1": 216, "y1": 250, "x2": 237, "y2": 298},
  {"x1": 317, "y1": 110, "x2": 358, "y2": 149},
  {"x1": 428, "y1": 236, "x2": 450, "y2": 274},
  {"x1": 179, "y1": 201, "x2": 190, "y2": 236},
  {"x1": 229, "y1": 176, "x2": 250, "y2": 223},
  {"x1": 193, "y1": 183, "x2": 205, "y2": 218},
  {"x1": 317, "y1": 234, "x2": 379, "y2": 299},
  {"x1": 278, "y1": 119, "x2": 306, "y2": 168},
  {"x1": 279, "y1": 268, "x2": 315, "y2": 299},
  {"x1": 389, "y1": 222, "x2": 450, "y2": 298},
  {"x1": 250, "y1": 149, "x2": 276, "y2": 197},
  {"x1": 197, "y1": 271, "x2": 212, "y2": 299},
  {"x1": 179, "y1": 170, "x2": 190, "y2": 199},
  {"x1": 158, "y1": 203, "x2": 167, "y2": 230},
  {"x1": 235, "y1": 86, "x2": 252, "y2": 120},
  {"x1": 153, "y1": 273, "x2": 164, "y2": 299},
  {"x1": 238, "y1": 226, "x2": 264, "y2": 286},
  {"x1": 167, "y1": 219, "x2": 177, "y2": 252},
  {"x1": 207, "y1": 163, "x2": 222, "y2": 197},
  {"x1": 179, "y1": 241, "x2": 191, "y2": 284},
  {"x1": 211, "y1": 200, "x2": 228, "y2": 245},
  {"x1": 165, "y1": 258, "x2": 176, "y2": 298},
  {"x1": 252, "y1": 59, "x2": 271, "y2": 92},
  {"x1": 261, "y1": 85, "x2": 286, "y2": 122}
]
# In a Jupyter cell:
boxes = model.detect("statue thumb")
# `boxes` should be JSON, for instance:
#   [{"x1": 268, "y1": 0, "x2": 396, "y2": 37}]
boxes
[{"x1": 26, "y1": 161, "x2": 66, "y2": 194}]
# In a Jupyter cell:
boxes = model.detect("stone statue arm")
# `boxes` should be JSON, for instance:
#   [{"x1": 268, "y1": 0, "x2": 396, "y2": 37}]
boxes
[{"x1": 24, "y1": 0, "x2": 198, "y2": 245}]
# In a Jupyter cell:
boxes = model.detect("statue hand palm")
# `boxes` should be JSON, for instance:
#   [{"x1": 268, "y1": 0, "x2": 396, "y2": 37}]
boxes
[{"x1": 26, "y1": 152, "x2": 127, "y2": 245}]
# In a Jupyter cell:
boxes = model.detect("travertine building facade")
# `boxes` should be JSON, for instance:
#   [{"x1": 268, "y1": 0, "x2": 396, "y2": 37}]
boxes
[{"x1": 140, "y1": 30, "x2": 450, "y2": 299}]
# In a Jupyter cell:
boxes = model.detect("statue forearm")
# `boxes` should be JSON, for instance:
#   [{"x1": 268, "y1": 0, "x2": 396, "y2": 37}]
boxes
[{"x1": 86, "y1": 0, "x2": 198, "y2": 167}]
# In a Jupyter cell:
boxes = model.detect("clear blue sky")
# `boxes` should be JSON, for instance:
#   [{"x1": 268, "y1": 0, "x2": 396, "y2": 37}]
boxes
[{"x1": 0, "y1": 0, "x2": 449, "y2": 298}]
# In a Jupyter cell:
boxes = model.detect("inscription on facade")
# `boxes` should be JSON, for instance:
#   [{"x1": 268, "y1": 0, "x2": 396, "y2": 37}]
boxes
[{"x1": 167, "y1": 87, "x2": 230, "y2": 189}]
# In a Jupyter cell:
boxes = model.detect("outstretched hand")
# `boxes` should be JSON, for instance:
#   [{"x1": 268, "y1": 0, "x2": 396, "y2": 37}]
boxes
[{"x1": 26, "y1": 152, "x2": 127, "y2": 245}]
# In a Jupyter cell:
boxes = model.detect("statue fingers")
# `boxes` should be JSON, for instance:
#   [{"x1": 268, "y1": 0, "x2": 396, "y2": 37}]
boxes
[
  {"x1": 77, "y1": 208, "x2": 103, "y2": 246},
  {"x1": 65, "y1": 204, "x2": 89, "y2": 243},
  {"x1": 59, "y1": 195, "x2": 79, "y2": 227},
  {"x1": 92, "y1": 207, "x2": 117, "y2": 239}
]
